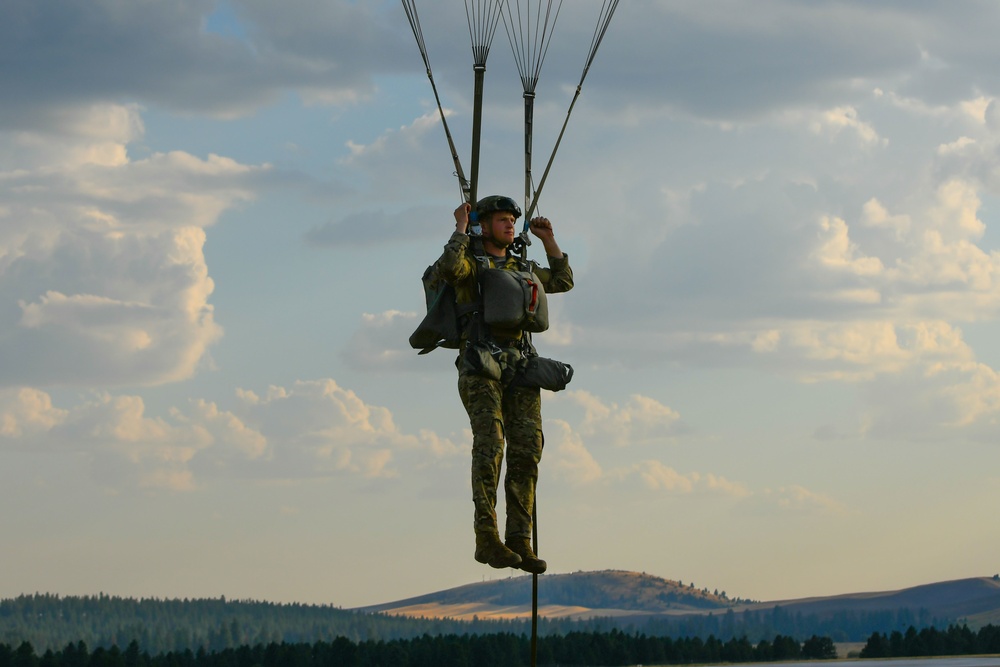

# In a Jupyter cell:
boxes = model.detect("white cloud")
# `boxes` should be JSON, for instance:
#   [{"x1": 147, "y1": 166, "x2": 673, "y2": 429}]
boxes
[
  {"x1": 546, "y1": 418, "x2": 603, "y2": 486},
  {"x1": 178, "y1": 399, "x2": 268, "y2": 459},
  {"x1": 0, "y1": 378, "x2": 466, "y2": 491},
  {"x1": 1, "y1": 103, "x2": 144, "y2": 169},
  {"x1": 861, "y1": 198, "x2": 911, "y2": 239},
  {"x1": 939, "y1": 362, "x2": 1000, "y2": 427},
  {"x1": 554, "y1": 390, "x2": 683, "y2": 447},
  {"x1": 0, "y1": 104, "x2": 269, "y2": 387},
  {"x1": 543, "y1": 418, "x2": 839, "y2": 512},
  {"x1": 0, "y1": 388, "x2": 68, "y2": 438},
  {"x1": 627, "y1": 461, "x2": 750, "y2": 498},
  {"x1": 928, "y1": 179, "x2": 985, "y2": 239},
  {"x1": 810, "y1": 106, "x2": 885, "y2": 146},
  {"x1": 814, "y1": 216, "x2": 884, "y2": 276},
  {"x1": 0, "y1": 389, "x2": 230, "y2": 491},
  {"x1": 232, "y1": 379, "x2": 463, "y2": 479}
]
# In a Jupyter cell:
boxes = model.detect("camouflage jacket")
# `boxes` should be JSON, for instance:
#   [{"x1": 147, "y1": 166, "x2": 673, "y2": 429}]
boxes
[{"x1": 436, "y1": 231, "x2": 574, "y2": 342}]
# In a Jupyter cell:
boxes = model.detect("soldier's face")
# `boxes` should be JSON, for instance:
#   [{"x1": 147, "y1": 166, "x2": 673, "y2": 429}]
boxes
[{"x1": 484, "y1": 212, "x2": 517, "y2": 247}]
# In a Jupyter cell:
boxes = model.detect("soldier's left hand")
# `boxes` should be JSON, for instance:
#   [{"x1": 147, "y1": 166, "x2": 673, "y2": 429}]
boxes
[{"x1": 529, "y1": 216, "x2": 554, "y2": 241}]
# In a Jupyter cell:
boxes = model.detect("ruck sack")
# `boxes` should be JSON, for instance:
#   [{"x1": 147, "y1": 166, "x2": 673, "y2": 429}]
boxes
[
  {"x1": 409, "y1": 261, "x2": 474, "y2": 355},
  {"x1": 480, "y1": 267, "x2": 549, "y2": 333}
]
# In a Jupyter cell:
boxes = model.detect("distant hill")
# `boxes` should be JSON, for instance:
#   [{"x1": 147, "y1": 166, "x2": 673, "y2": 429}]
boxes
[
  {"x1": 763, "y1": 576, "x2": 1000, "y2": 622},
  {"x1": 357, "y1": 570, "x2": 1000, "y2": 632},
  {"x1": 360, "y1": 570, "x2": 734, "y2": 620}
]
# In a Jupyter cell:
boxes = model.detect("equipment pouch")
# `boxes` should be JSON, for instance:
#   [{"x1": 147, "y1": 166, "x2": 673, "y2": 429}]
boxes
[
  {"x1": 459, "y1": 343, "x2": 503, "y2": 381},
  {"x1": 410, "y1": 264, "x2": 460, "y2": 353},
  {"x1": 480, "y1": 268, "x2": 549, "y2": 333},
  {"x1": 513, "y1": 356, "x2": 573, "y2": 392}
]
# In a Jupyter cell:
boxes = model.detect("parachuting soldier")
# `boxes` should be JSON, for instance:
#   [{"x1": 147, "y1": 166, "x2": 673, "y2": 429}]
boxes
[{"x1": 435, "y1": 195, "x2": 574, "y2": 574}]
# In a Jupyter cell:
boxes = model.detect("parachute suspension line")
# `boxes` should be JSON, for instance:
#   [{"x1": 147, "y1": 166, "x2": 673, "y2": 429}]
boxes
[
  {"x1": 465, "y1": 0, "x2": 504, "y2": 68},
  {"x1": 581, "y1": 0, "x2": 619, "y2": 88},
  {"x1": 401, "y1": 1, "x2": 472, "y2": 203},
  {"x1": 499, "y1": 1, "x2": 563, "y2": 254},
  {"x1": 465, "y1": 1, "x2": 505, "y2": 211},
  {"x1": 525, "y1": 0, "x2": 620, "y2": 220}
]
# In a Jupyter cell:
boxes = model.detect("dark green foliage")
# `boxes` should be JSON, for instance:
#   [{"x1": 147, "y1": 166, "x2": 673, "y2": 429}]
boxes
[
  {"x1": 0, "y1": 592, "x2": 953, "y2": 656},
  {"x1": 639, "y1": 603, "x2": 943, "y2": 643},
  {"x1": 860, "y1": 623, "x2": 1000, "y2": 658},
  {"x1": 0, "y1": 632, "x2": 842, "y2": 667},
  {"x1": 0, "y1": 594, "x2": 530, "y2": 655},
  {"x1": 801, "y1": 634, "x2": 837, "y2": 659}
]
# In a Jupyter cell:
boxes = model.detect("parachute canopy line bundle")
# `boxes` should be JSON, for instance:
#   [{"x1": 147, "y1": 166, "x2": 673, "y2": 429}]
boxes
[{"x1": 402, "y1": 0, "x2": 620, "y2": 248}]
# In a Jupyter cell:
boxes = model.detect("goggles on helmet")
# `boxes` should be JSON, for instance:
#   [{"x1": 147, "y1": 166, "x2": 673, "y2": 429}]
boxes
[{"x1": 475, "y1": 195, "x2": 522, "y2": 220}]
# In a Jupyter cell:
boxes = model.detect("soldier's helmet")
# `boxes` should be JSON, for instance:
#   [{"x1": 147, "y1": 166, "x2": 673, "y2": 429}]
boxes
[{"x1": 475, "y1": 195, "x2": 522, "y2": 220}]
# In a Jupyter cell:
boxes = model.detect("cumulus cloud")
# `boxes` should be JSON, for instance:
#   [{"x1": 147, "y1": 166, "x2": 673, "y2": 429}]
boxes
[
  {"x1": 546, "y1": 418, "x2": 603, "y2": 486},
  {"x1": 0, "y1": 388, "x2": 68, "y2": 438},
  {"x1": 813, "y1": 216, "x2": 884, "y2": 276},
  {"x1": 809, "y1": 106, "x2": 886, "y2": 146},
  {"x1": 231, "y1": 379, "x2": 464, "y2": 478},
  {"x1": 0, "y1": 389, "x2": 230, "y2": 491},
  {"x1": 627, "y1": 460, "x2": 751, "y2": 498},
  {"x1": 552, "y1": 390, "x2": 684, "y2": 447},
  {"x1": 0, "y1": 104, "x2": 272, "y2": 387},
  {"x1": 541, "y1": 415, "x2": 751, "y2": 497},
  {"x1": 544, "y1": 423, "x2": 838, "y2": 513},
  {"x1": 0, "y1": 378, "x2": 465, "y2": 492}
]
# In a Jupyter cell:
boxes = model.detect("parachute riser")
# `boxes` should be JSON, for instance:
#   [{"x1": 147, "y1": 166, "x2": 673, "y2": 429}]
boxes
[
  {"x1": 469, "y1": 63, "x2": 487, "y2": 209},
  {"x1": 515, "y1": 89, "x2": 536, "y2": 259},
  {"x1": 523, "y1": 90, "x2": 535, "y2": 214}
]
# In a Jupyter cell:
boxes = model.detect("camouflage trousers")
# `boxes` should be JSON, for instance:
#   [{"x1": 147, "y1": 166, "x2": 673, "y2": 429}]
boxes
[{"x1": 458, "y1": 372, "x2": 543, "y2": 541}]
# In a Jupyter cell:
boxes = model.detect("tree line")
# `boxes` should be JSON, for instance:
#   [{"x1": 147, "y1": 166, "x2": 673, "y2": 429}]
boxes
[
  {"x1": 640, "y1": 604, "x2": 941, "y2": 643},
  {"x1": 860, "y1": 623, "x2": 1000, "y2": 658},
  {"x1": 0, "y1": 593, "x2": 949, "y2": 654},
  {"x1": 0, "y1": 630, "x2": 838, "y2": 667}
]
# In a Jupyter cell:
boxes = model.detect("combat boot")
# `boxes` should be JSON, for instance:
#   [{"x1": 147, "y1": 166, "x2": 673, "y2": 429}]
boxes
[
  {"x1": 505, "y1": 537, "x2": 547, "y2": 574},
  {"x1": 475, "y1": 530, "x2": 523, "y2": 569}
]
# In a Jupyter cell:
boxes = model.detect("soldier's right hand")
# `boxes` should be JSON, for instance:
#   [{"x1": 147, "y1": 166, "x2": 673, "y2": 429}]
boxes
[{"x1": 454, "y1": 202, "x2": 471, "y2": 233}]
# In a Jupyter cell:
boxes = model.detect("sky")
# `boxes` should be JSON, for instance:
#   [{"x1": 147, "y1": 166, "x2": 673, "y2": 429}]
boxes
[{"x1": 3, "y1": 0, "x2": 1000, "y2": 610}]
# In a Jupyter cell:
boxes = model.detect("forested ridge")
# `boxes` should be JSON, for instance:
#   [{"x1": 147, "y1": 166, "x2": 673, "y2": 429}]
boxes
[
  {"x1": 0, "y1": 594, "x2": 519, "y2": 654},
  {"x1": 0, "y1": 630, "x2": 840, "y2": 667},
  {"x1": 0, "y1": 593, "x2": 951, "y2": 654}
]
